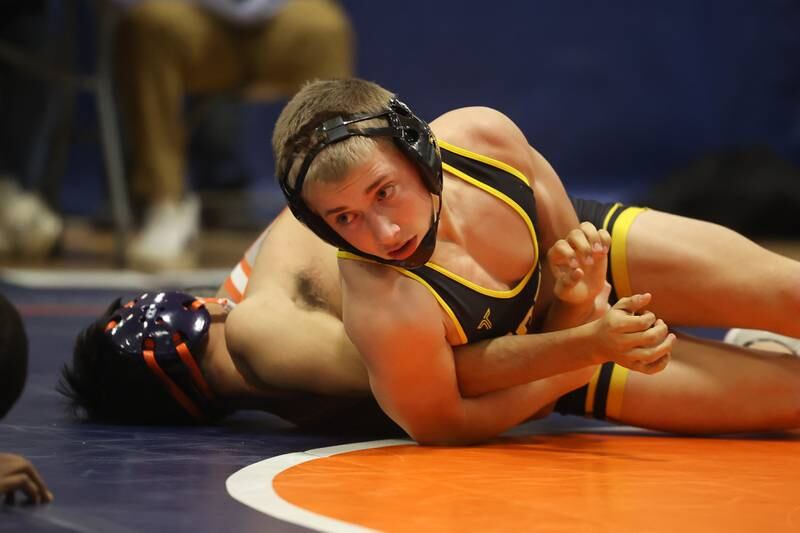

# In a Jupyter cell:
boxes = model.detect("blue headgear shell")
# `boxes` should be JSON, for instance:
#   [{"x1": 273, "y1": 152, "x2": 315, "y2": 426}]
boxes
[
  {"x1": 278, "y1": 97, "x2": 443, "y2": 269},
  {"x1": 105, "y1": 291, "x2": 219, "y2": 421}
]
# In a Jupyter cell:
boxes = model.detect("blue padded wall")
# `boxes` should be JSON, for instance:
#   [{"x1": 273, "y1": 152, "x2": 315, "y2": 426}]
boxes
[{"x1": 342, "y1": 0, "x2": 800, "y2": 199}]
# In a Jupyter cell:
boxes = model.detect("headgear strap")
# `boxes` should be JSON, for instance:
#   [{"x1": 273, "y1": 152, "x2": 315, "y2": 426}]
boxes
[{"x1": 278, "y1": 97, "x2": 443, "y2": 269}]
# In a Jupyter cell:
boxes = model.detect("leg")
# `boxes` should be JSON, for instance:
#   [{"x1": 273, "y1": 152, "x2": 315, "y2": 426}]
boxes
[
  {"x1": 243, "y1": 0, "x2": 354, "y2": 97},
  {"x1": 617, "y1": 333, "x2": 800, "y2": 433},
  {"x1": 623, "y1": 209, "x2": 800, "y2": 336},
  {"x1": 116, "y1": 1, "x2": 247, "y2": 203}
]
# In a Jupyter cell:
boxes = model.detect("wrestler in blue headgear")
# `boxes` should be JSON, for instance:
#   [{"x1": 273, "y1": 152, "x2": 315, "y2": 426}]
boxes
[
  {"x1": 278, "y1": 96, "x2": 443, "y2": 269},
  {"x1": 59, "y1": 291, "x2": 234, "y2": 424}
]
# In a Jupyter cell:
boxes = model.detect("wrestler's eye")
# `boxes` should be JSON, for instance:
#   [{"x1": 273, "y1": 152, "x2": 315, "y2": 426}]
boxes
[
  {"x1": 376, "y1": 184, "x2": 395, "y2": 201},
  {"x1": 335, "y1": 212, "x2": 356, "y2": 225}
]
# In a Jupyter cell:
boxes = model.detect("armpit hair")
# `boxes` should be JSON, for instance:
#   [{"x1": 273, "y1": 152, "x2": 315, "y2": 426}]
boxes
[{"x1": 294, "y1": 270, "x2": 330, "y2": 311}]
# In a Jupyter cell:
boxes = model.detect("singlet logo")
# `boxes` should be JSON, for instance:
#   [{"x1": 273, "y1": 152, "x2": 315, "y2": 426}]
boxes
[{"x1": 477, "y1": 308, "x2": 493, "y2": 331}]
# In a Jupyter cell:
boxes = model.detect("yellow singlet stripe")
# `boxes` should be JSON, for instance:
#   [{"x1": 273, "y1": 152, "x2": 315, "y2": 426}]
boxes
[
  {"x1": 438, "y1": 139, "x2": 530, "y2": 186},
  {"x1": 605, "y1": 365, "x2": 630, "y2": 420},
  {"x1": 601, "y1": 203, "x2": 622, "y2": 232},
  {"x1": 609, "y1": 207, "x2": 646, "y2": 298},
  {"x1": 584, "y1": 366, "x2": 602, "y2": 414}
]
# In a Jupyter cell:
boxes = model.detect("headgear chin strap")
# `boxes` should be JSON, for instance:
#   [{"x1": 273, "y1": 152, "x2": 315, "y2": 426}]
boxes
[
  {"x1": 104, "y1": 291, "x2": 232, "y2": 422},
  {"x1": 278, "y1": 97, "x2": 443, "y2": 269}
]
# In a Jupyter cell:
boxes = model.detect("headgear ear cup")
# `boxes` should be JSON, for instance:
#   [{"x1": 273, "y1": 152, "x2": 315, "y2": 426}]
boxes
[
  {"x1": 278, "y1": 97, "x2": 442, "y2": 269},
  {"x1": 105, "y1": 291, "x2": 219, "y2": 421}
]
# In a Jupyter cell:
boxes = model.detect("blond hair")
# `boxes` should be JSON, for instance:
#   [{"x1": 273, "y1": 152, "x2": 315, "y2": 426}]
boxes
[{"x1": 273, "y1": 78, "x2": 395, "y2": 188}]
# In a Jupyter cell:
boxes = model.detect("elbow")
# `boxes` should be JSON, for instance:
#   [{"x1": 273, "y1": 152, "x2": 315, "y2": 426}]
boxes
[{"x1": 402, "y1": 413, "x2": 487, "y2": 447}]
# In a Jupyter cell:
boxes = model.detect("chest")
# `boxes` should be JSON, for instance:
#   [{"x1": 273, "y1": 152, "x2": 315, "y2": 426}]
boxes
[{"x1": 436, "y1": 179, "x2": 535, "y2": 291}]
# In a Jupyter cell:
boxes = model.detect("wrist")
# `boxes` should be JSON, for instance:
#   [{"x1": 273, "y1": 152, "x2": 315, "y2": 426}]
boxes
[
  {"x1": 577, "y1": 320, "x2": 607, "y2": 366},
  {"x1": 552, "y1": 299, "x2": 596, "y2": 324}
]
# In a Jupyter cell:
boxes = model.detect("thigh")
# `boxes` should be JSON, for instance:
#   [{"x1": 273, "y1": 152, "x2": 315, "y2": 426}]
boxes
[
  {"x1": 246, "y1": 0, "x2": 354, "y2": 93},
  {"x1": 625, "y1": 209, "x2": 800, "y2": 331},
  {"x1": 122, "y1": 0, "x2": 248, "y2": 92},
  {"x1": 617, "y1": 332, "x2": 800, "y2": 433}
]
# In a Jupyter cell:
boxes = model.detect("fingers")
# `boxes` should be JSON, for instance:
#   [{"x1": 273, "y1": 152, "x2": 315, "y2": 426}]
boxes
[
  {"x1": 22, "y1": 460, "x2": 50, "y2": 503},
  {"x1": 2, "y1": 474, "x2": 40, "y2": 505},
  {"x1": 548, "y1": 223, "x2": 610, "y2": 270},
  {"x1": 565, "y1": 222, "x2": 610, "y2": 266},
  {"x1": 613, "y1": 312, "x2": 659, "y2": 334},
  {"x1": 0, "y1": 455, "x2": 52, "y2": 505},
  {"x1": 547, "y1": 239, "x2": 579, "y2": 273},
  {"x1": 620, "y1": 331, "x2": 676, "y2": 374},
  {"x1": 612, "y1": 293, "x2": 652, "y2": 314},
  {"x1": 548, "y1": 240, "x2": 584, "y2": 291}
]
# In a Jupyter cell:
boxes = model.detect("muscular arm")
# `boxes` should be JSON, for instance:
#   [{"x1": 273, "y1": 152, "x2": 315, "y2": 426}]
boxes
[
  {"x1": 225, "y1": 290, "x2": 368, "y2": 395},
  {"x1": 341, "y1": 261, "x2": 599, "y2": 445}
]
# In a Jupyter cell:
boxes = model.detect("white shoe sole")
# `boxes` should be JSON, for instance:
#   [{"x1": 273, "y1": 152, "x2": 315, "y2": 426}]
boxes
[{"x1": 724, "y1": 328, "x2": 800, "y2": 355}]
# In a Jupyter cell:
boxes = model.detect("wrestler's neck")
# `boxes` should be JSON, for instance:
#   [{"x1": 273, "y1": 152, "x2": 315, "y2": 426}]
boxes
[{"x1": 429, "y1": 176, "x2": 467, "y2": 256}]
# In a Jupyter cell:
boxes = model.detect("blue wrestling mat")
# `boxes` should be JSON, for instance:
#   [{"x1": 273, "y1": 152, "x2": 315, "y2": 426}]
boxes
[
  {"x1": 0, "y1": 280, "x2": 737, "y2": 533},
  {"x1": 0, "y1": 281, "x2": 355, "y2": 532}
]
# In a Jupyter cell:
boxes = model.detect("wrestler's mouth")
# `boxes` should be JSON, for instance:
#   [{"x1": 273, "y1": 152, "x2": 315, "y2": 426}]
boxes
[{"x1": 388, "y1": 237, "x2": 417, "y2": 260}]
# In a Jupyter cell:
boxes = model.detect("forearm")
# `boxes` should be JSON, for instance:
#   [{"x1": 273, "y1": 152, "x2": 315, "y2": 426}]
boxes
[
  {"x1": 542, "y1": 299, "x2": 596, "y2": 332},
  {"x1": 414, "y1": 366, "x2": 596, "y2": 445},
  {"x1": 453, "y1": 321, "x2": 598, "y2": 397}
]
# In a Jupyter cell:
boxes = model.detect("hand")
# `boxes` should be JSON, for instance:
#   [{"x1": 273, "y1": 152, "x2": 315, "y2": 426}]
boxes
[
  {"x1": 589, "y1": 293, "x2": 675, "y2": 375},
  {"x1": 589, "y1": 281, "x2": 612, "y2": 321},
  {"x1": 548, "y1": 222, "x2": 612, "y2": 305},
  {"x1": 0, "y1": 453, "x2": 53, "y2": 505}
]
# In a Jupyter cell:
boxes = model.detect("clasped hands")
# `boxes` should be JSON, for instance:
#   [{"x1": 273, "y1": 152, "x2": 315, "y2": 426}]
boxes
[{"x1": 547, "y1": 222, "x2": 675, "y2": 374}]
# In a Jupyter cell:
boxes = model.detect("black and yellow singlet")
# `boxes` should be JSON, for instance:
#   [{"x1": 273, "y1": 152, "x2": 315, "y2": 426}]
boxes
[{"x1": 338, "y1": 139, "x2": 542, "y2": 345}]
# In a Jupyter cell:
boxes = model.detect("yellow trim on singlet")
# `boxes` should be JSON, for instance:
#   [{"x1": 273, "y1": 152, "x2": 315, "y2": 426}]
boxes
[
  {"x1": 601, "y1": 203, "x2": 622, "y2": 232},
  {"x1": 337, "y1": 251, "x2": 469, "y2": 345},
  {"x1": 337, "y1": 141, "x2": 540, "y2": 343},
  {"x1": 584, "y1": 366, "x2": 602, "y2": 414},
  {"x1": 433, "y1": 161, "x2": 540, "y2": 296},
  {"x1": 424, "y1": 261, "x2": 535, "y2": 299},
  {"x1": 609, "y1": 207, "x2": 646, "y2": 298},
  {"x1": 605, "y1": 365, "x2": 630, "y2": 420},
  {"x1": 437, "y1": 139, "x2": 530, "y2": 186}
]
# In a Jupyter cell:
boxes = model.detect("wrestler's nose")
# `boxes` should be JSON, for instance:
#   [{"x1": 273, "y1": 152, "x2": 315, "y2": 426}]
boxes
[{"x1": 367, "y1": 211, "x2": 400, "y2": 245}]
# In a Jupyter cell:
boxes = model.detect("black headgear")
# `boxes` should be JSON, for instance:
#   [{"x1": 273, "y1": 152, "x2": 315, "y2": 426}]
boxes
[
  {"x1": 278, "y1": 97, "x2": 442, "y2": 269},
  {"x1": 105, "y1": 291, "x2": 225, "y2": 422}
]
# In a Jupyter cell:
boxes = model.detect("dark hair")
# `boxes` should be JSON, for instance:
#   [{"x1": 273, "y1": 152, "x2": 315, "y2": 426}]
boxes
[
  {"x1": 57, "y1": 298, "x2": 225, "y2": 425},
  {"x1": 0, "y1": 292, "x2": 28, "y2": 419}
]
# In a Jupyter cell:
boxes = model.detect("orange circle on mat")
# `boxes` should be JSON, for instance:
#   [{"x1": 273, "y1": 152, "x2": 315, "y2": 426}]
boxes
[{"x1": 266, "y1": 433, "x2": 800, "y2": 532}]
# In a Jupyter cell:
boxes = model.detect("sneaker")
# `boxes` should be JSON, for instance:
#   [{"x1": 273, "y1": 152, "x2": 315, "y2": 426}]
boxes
[
  {"x1": 0, "y1": 177, "x2": 63, "y2": 258},
  {"x1": 723, "y1": 328, "x2": 800, "y2": 355},
  {"x1": 126, "y1": 195, "x2": 200, "y2": 271}
]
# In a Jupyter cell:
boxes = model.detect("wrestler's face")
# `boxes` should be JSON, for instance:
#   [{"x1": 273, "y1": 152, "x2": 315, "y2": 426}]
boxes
[{"x1": 304, "y1": 144, "x2": 433, "y2": 261}]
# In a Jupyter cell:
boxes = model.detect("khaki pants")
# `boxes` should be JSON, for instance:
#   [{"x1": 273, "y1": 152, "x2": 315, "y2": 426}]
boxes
[{"x1": 116, "y1": 0, "x2": 354, "y2": 203}]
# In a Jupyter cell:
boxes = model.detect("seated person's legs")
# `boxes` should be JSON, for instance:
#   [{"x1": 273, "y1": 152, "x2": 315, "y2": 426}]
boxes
[
  {"x1": 116, "y1": 1, "x2": 251, "y2": 270},
  {"x1": 243, "y1": 0, "x2": 354, "y2": 97}
]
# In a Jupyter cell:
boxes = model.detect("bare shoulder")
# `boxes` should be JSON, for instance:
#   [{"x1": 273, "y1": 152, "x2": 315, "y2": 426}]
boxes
[
  {"x1": 338, "y1": 259, "x2": 446, "y2": 357},
  {"x1": 247, "y1": 210, "x2": 339, "y2": 298},
  {"x1": 430, "y1": 106, "x2": 534, "y2": 176}
]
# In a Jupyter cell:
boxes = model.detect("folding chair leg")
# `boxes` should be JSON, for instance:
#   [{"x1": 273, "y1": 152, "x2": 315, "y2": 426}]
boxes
[{"x1": 95, "y1": 3, "x2": 132, "y2": 266}]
